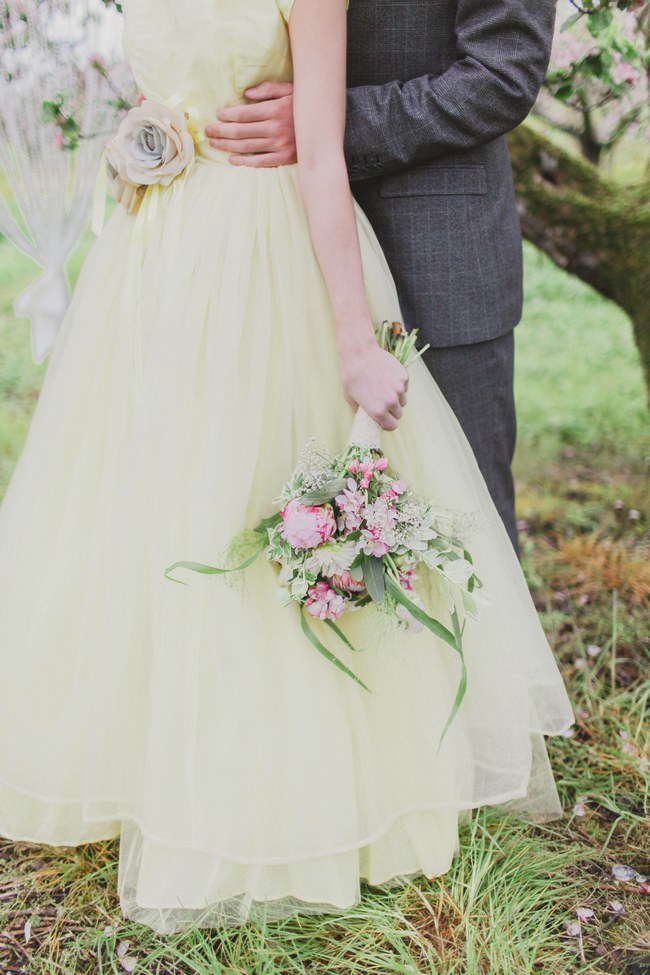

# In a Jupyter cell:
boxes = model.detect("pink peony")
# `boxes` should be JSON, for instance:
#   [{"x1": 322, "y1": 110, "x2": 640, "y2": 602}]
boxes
[
  {"x1": 280, "y1": 499, "x2": 336, "y2": 551},
  {"x1": 330, "y1": 571, "x2": 366, "y2": 593},
  {"x1": 305, "y1": 581, "x2": 347, "y2": 621}
]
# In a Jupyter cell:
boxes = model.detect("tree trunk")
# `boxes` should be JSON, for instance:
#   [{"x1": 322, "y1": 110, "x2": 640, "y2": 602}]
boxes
[{"x1": 508, "y1": 123, "x2": 650, "y2": 406}]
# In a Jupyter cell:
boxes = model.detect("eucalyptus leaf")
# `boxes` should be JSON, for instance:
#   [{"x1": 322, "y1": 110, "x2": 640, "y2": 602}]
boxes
[
  {"x1": 253, "y1": 511, "x2": 282, "y2": 534},
  {"x1": 362, "y1": 556, "x2": 386, "y2": 603},
  {"x1": 300, "y1": 478, "x2": 349, "y2": 505}
]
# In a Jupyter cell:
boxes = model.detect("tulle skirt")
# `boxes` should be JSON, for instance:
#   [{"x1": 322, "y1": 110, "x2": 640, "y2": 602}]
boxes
[{"x1": 0, "y1": 152, "x2": 574, "y2": 933}]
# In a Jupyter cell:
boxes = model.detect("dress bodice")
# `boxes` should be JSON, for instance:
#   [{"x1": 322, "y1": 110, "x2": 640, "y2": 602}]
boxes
[{"x1": 122, "y1": 0, "x2": 294, "y2": 122}]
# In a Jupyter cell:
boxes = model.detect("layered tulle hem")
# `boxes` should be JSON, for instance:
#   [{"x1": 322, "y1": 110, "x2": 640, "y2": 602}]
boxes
[{"x1": 0, "y1": 725, "x2": 569, "y2": 933}]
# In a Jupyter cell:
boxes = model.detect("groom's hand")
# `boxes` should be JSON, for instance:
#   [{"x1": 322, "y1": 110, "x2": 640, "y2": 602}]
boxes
[{"x1": 205, "y1": 82, "x2": 297, "y2": 167}]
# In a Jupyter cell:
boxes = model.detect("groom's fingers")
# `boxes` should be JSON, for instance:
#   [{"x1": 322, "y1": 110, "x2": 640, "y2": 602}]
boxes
[
  {"x1": 206, "y1": 120, "x2": 273, "y2": 141},
  {"x1": 210, "y1": 137, "x2": 275, "y2": 155},
  {"x1": 245, "y1": 81, "x2": 294, "y2": 102},
  {"x1": 228, "y1": 152, "x2": 291, "y2": 168},
  {"x1": 207, "y1": 83, "x2": 297, "y2": 168}
]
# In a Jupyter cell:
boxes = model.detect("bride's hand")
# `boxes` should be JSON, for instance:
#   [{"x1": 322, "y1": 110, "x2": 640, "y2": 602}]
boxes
[{"x1": 339, "y1": 340, "x2": 409, "y2": 431}]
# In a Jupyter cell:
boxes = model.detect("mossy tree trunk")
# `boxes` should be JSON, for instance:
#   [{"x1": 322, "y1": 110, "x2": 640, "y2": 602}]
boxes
[{"x1": 508, "y1": 124, "x2": 650, "y2": 407}]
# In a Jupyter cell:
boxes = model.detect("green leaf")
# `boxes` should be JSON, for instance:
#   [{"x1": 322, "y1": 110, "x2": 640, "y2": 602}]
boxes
[
  {"x1": 560, "y1": 11, "x2": 582, "y2": 30},
  {"x1": 324, "y1": 619, "x2": 365, "y2": 653},
  {"x1": 164, "y1": 543, "x2": 265, "y2": 585},
  {"x1": 253, "y1": 512, "x2": 282, "y2": 533},
  {"x1": 301, "y1": 609, "x2": 371, "y2": 692},
  {"x1": 386, "y1": 577, "x2": 458, "y2": 651},
  {"x1": 300, "y1": 478, "x2": 349, "y2": 505},
  {"x1": 362, "y1": 555, "x2": 386, "y2": 603},
  {"x1": 588, "y1": 8, "x2": 613, "y2": 35}
]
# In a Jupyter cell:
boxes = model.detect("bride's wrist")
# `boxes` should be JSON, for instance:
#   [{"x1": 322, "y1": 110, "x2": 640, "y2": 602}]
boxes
[{"x1": 336, "y1": 322, "x2": 377, "y2": 361}]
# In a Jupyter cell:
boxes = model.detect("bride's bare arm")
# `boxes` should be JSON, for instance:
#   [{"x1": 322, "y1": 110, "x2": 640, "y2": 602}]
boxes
[{"x1": 289, "y1": 0, "x2": 408, "y2": 431}]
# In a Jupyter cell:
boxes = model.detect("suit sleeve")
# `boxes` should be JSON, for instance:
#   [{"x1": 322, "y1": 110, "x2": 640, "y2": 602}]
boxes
[{"x1": 344, "y1": 0, "x2": 557, "y2": 181}]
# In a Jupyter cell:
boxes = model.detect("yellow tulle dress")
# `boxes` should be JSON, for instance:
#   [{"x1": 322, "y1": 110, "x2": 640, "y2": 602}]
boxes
[{"x1": 0, "y1": 0, "x2": 575, "y2": 934}]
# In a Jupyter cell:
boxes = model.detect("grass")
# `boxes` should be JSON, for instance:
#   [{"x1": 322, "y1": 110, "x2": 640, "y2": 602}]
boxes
[{"x1": 0, "y1": 231, "x2": 649, "y2": 974}]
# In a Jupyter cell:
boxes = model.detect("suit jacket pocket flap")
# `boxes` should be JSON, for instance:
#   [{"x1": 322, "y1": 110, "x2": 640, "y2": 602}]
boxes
[{"x1": 379, "y1": 165, "x2": 487, "y2": 198}]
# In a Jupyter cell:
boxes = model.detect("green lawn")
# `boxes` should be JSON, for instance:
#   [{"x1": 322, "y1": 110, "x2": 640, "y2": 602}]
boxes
[{"x1": 0, "y1": 232, "x2": 648, "y2": 975}]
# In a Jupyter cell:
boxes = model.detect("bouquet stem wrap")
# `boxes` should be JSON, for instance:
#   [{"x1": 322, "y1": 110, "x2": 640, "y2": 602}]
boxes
[{"x1": 347, "y1": 407, "x2": 382, "y2": 451}]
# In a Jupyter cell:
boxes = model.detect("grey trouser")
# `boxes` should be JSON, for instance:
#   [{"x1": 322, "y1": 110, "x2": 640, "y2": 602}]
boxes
[{"x1": 420, "y1": 330, "x2": 519, "y2": 557}]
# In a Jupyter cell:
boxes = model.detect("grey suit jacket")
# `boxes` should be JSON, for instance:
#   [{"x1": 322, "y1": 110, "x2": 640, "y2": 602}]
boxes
[{"x1": 344, "y1": 0, "x2": 557, "y2": 348}]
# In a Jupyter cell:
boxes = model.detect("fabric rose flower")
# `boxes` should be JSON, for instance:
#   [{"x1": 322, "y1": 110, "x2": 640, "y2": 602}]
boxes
[
  {"x1": 106, "y1": 146, "x2": 147, "y2": 215},
  {"x1": 104, "y1": 100, "x2": 196, "y2": 214},
  {"x1": 280, "y1": 499, "x2": 336, "y2": 551}
]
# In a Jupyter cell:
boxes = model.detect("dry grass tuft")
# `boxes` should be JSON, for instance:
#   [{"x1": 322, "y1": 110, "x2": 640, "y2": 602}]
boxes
[{"x1": 554, "y1": 534, "x2": 650, "y2": 605}]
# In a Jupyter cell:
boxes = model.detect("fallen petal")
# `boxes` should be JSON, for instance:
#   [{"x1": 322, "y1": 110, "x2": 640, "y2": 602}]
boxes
[
  {"x1": 609, "y1": 900, "x2": 626, "y2": 915},
  {"x1": 566, "y1": 921, "x2": 581, "y2": 937},
  {"x1": 612, "y1": 864, "x2": 639, "y2": 882},
  {"x1": 577, "y1": 907, "x2": 595, "y2": 922}
]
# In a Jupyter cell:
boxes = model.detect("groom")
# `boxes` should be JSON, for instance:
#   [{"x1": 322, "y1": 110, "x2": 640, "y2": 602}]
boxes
[{"x1": 205, "y1": 0, "x2": 558, "y2": 555}]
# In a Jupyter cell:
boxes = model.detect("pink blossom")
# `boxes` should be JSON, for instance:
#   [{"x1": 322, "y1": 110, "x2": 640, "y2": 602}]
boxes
[
  {"x1": 611, "y1": 56, "x2": 639, "y2": 86},
  {"x1": 330, "y1": 571, "x2": 366, "y2": 593},
  {"x1": 281, "y1": 499, "x2": 336, "y2": 550},
  {"x1": 391, "y1": 480, "x2": 407, "y2": 495},
  {"x1": 88, "y1": 52, "x2": 106, "y2": 71},
  {"x1": 348, "y1": 459, "x2": 360, "y2": 473},
  {"x1": 399, "y1": 568, "x2": 418, "y2": 591},
  {"x1": 335, "y1": 480, "x2": 365, "y2": 531},
  {"x1": 305, "y1": 581, "x2": 347, "y2": 621},
  {"x1": 360, "y1": 527, "x2": 390, "y2": 558}
]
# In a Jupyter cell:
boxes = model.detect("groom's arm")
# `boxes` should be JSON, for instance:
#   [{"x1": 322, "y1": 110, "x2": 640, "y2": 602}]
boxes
[
  {"x1": 345, "y1": 0, "x2": 557, "y2": 180},
  {"x1": 205, "y1": 0, "x2": 556, "y2": 174}
]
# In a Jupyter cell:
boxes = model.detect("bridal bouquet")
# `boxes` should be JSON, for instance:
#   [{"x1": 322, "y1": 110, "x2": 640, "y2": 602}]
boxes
[{"x1": 166, "y1": 322, "x2": 486, "y2": 749}]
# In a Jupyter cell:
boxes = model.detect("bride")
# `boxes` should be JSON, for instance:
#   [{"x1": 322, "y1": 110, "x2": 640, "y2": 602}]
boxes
[{"x1": 0, "y1": 0, "x2": 574, "y2": 934}]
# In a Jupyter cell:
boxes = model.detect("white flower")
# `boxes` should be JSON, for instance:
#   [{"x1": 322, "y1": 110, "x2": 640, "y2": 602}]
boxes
[
  {"x1": 441, "y1": 558, "x2": 475, "y2": 588},
  {"x1": 305, "y1": 540, "x2": 357, "y2": 578}
]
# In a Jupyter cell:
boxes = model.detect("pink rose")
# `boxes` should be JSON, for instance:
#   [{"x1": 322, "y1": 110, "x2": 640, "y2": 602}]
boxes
[
  {"x1": 330, "y1": 571, "x2": 366, "y2": 593},
  {"x1": 305, "y1": 581, "x2": 347, "y2": 621},
  {"x1": 280, "y1": 499, "x2": 336, "y2": 551}
]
